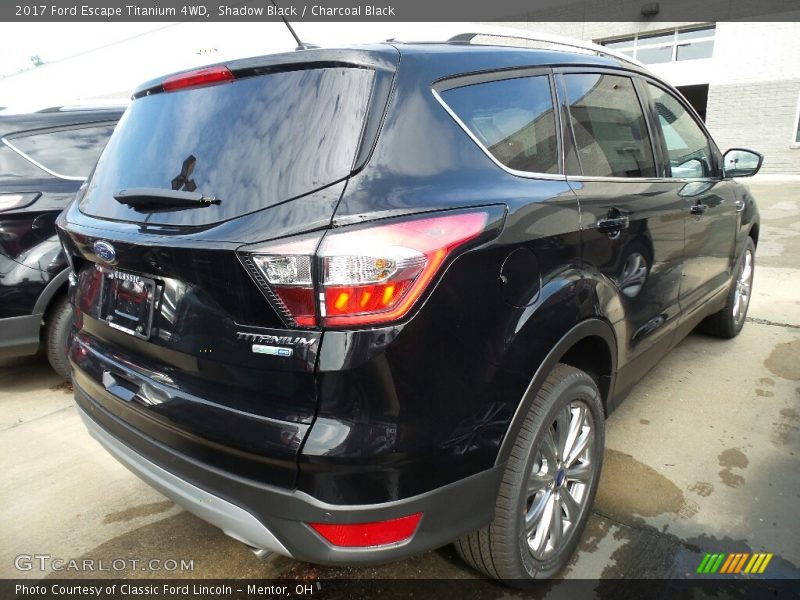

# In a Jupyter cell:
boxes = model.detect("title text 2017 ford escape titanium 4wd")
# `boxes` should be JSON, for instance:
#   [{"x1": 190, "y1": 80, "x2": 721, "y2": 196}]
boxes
[{"x1": 57, "y1": 33, "x2": 762, "y2": 585}]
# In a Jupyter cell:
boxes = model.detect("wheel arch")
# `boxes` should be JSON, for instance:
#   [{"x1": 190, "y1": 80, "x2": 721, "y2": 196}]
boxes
[
  {"x1": 495, "y1": 318, "x2": 617, "y2": 465},
  {"x1": 33, "y1": 268, "x2": 70, "y2": 317},
  {"x1": 748, "y1": 222, "x2": 759, "y2": 248}
]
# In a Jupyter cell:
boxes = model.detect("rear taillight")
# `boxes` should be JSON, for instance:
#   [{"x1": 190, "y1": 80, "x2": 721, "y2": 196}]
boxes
[
  {"x1": 308, "y1": 513, "x2": 422, "y2": 547},
  {"x1": 319, "y1": 212, "x2": 487, "y2": 326},
  {"x1": 242, "y1": 234, "x2": 320, "y2": 327},
  {"x1": 240, "y1": 210, "x2": 492, "y2": 329},
  {"x1": 162, "y1": 66, "x2": 235, "y2": 92}
]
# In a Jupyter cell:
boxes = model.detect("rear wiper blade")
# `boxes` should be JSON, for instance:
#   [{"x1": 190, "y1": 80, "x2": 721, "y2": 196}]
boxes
[{"x1": 114, "y1": 188, "x2": 221, "y2": 212}]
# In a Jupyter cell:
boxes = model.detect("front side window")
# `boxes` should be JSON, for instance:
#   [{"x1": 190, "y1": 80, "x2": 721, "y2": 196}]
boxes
[
  {"x1": 562, "y1": 73, "x2": 656, "y2": 178},
  {"x1": 439, "y1": 75, "x2": 559, "y2": 174},
  {"x1": 646, "y1": 83, "x2": 714, "y2": 178},
  {"x1": 8, "y1": 123, "x2": 117, "y2": 178}
]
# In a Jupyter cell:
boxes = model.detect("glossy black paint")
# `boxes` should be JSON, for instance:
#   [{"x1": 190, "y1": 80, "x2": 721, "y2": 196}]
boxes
[
  {"x1": 59, "y1": 43, "x2": 760, "y2": 560},
  {"x1": 0, "y1": 107, "x2": 123, "y2": 358}
]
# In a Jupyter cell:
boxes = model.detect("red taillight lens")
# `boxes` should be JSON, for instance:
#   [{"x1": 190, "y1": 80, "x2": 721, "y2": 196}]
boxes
[
  {"x1": 240, "y1": 210, "x2": 491, "y2": 329},
  {"x1": 270, "y1": 285, "x2": 316, "y2": 327},
  {"x1": 309, "y1": 513, "x2": 422, "y2": 547},
  {"x1": 242, "y1": 234, "x2": 320, "y2": 328},
  {"x1": 162, "y1": 66, "x2": 235, "y2": 92},
  {"x1": 251, "y1": 254, "x2": 316, "y2": 326},
  {"x1": 319, "y1": 211, "x2": 488, "y2": 326}
]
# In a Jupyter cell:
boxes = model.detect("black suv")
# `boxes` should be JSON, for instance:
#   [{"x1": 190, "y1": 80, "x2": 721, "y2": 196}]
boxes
[
  {"x1": 0, "y1": 106, "x2": 123, "y2": 377},
  {"x1": 57, "y1": 37, "x2": 761, "y2": 584}
]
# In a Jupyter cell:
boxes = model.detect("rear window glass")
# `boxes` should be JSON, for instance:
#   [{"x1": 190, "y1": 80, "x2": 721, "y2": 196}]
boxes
[
  {"x1": 0, "y1": 144, "x2": 48, "y2": 180},
  {"x1": 7, "y1": 124, "x2": 116, "y2": 178},
  {"x1": 563, "y1": 73, "x2": 656, "y2": 178},
  {"x1": 80, "y1": 67, "x2": 375, "y2": 226},
  {"x1": 440, "y1": 75, "x2": 559, "y2": 174}
]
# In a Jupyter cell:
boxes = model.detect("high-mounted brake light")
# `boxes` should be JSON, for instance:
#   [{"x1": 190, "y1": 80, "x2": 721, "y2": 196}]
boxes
[
  {"x1": 162, "y1": 66, "x2": 235, "y2": 92},
  {"x1": 240, "y1": 210, "x2": 490, "y2": 329},
  {"x1": 308, "y1": 513, "x2": 422, "y2": 547}
]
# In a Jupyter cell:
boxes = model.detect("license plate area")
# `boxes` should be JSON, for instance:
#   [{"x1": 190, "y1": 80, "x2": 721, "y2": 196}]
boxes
[{"x1": 98, "y1": 268, "x2": 157, "y2": 340}]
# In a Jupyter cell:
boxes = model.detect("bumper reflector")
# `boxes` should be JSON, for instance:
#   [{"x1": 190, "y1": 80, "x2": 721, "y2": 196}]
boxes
[{"x1": 308, "y1": 513, "x2": 422, "y2": 547}]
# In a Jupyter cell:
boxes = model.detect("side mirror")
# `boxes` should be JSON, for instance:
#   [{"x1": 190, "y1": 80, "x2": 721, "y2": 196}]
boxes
[{"x1": 723, "y1": 148, "x2": 763, "y2": 178}]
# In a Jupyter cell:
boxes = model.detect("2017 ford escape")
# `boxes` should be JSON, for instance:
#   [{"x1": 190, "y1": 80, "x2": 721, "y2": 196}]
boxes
[{"x1": 57, "y1": 32, "x2": 762, "y2": 585}]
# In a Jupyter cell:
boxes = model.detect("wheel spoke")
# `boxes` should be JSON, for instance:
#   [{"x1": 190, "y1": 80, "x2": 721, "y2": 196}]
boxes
[
  {"x1": 528, "y1": 470, "x2": 554, "y2": 495},
  {"x1": 733, "y1": 249, "x2": 754, "y2": 321},
  {"x1": 526, "y1": 489, "x2": 552, "y2": 528},
  {"x1": 562, "y1": 405, "x2": 585, "y2": 463},
  {"x1": 567, "y1": 461, "x2": 591, "y2": 483},
  {"x1": 541, "y1": 428, "x2": 558, "y2": 466},
  {"x1": 555, "y1": 408, "x2": 570, "y2": 460},
  {"x1": 560, "y1": 487, "x2": 580, "y2": 521},
  {"x1": 566, "y1": 427, "x2": 592, "y2": 467},
  {"x1": 531, "y1": 493, "x2": 555, "y2": 553},
  {"x1": 549, "y1": 495, "x2": 563, "y2": 549}
]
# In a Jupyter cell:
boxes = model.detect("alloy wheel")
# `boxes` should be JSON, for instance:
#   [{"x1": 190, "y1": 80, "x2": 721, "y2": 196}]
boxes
[
  {"x1": 524, "y1": 401, "x2": 596, "y2": 560},
  {"x1": 732, "y1": 248, "x2": 753, "y2": 324}
]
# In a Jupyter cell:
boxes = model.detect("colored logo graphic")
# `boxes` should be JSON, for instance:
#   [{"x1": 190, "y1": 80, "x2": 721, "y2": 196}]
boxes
[
  {"x1": 696, "y1": 552, "x2": 773, "y2": 574},
  {"x1": 93, "y1": 240, "x2": 116, "y2": 264}
]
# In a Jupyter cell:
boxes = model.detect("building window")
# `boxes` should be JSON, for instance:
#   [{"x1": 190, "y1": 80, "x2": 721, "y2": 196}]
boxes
[{"x1": 600, "y1": 25, "x2": 715, "y2": 65}]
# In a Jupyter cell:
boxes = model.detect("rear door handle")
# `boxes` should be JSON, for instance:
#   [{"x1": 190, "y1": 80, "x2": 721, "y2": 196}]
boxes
[
  {"x1": 596, "y1": 215, "x2": 630, "y2": 234},
  {"x1": 690, "y1": 203, "x2": 708, "y2": 215}
]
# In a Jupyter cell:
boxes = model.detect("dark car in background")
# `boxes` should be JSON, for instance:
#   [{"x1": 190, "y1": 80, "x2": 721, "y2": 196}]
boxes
[
  {"x1": 57, "y1": 32, "x2": 762, "y2": 586},
  {"x1": 0, "y1": 106, "x2": 123, "y2": 377}
]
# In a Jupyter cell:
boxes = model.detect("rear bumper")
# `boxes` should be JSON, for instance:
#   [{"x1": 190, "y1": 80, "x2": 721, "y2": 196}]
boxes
[
  {"x1": 0, "y1": 314, "x2": 41, "y2": 359},
  {"x1": 75, "y1": 384, "x2": 504, "y2": 565},
  {"x1": 78, "y1": 404, "x2": 291, "y2": 556}
]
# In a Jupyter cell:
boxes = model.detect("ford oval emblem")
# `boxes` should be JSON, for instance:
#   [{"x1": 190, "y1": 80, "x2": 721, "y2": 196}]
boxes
[{"x1": 93, "y1": 240, "x2": 116, "y2": 263}]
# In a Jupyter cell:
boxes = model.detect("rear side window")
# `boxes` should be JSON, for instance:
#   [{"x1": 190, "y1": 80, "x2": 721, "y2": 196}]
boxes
[
  {"x1": 440, "y1": 76, "x2": 559, "y2": 174},
  {"x1": 563, "y1": 73, "x2": 656, "y2": 178},
  {"x1": 0, "y1": 144, "x2": 48, "y2": 180},
  {"x1": 7, "y1": 124, "x2": 116, "y2": 179},
  {"x1": 646, "y1": 83, "x2": 714, "y2": 178}
]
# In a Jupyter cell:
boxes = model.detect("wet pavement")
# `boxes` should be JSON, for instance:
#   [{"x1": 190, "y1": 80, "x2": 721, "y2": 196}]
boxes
[{"x1": 1, "y1": 182, "x2": 798, "y2": 585}]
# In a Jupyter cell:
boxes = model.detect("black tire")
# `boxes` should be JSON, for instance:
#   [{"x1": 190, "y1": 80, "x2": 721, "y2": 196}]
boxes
[
  {"x1": 455, "y1": 363, "x2": 604, "y2": 587},
  {"x1": 45, "y1": 295, "x2": 74, "y2": 380},
  {"x1": 698, "y1": 237, "x2": 755, "y2": 339}
]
